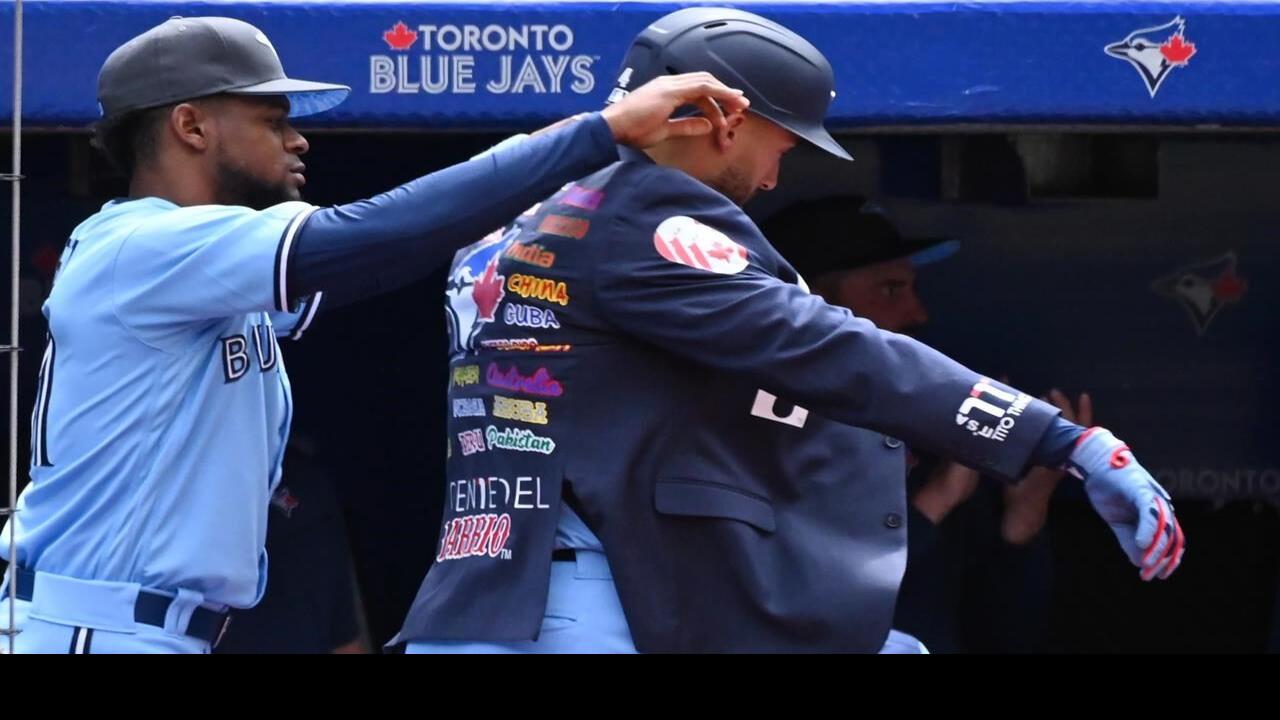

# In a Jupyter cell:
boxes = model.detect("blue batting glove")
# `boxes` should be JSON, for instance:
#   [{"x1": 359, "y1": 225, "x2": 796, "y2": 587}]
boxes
[{"x1": 1067, "y1": 427, "x2": 1185, "y2": 581}]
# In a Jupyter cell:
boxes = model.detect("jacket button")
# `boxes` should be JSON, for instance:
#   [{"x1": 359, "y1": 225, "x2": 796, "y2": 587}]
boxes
[
  {"x1": 884, "y1": 436, "x2": 903, "y2": 449},
  {"x1": 884, "y1": 513, "x2": 903, "y2": 529}
]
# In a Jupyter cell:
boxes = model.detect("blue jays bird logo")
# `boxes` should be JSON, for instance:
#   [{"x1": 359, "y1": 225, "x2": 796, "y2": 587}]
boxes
[
  {"x1": 445, "y1": 226, "x2": 519, "y2": 357},
  {"x1": 1151, "y1": 252, "x2": 1247, "y2": 337},
  {"x1": 1104, "y1": 16, "x2": 1197, "y2": 97}
]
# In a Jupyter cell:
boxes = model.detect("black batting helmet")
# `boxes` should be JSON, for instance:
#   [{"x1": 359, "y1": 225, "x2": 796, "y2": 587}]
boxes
[{"x1": 608, "y1": 7, "x2": 850, "y2": 160}]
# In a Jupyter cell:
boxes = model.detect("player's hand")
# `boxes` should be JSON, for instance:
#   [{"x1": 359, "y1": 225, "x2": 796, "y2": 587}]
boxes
[
  {"x1": 1010, "y1": 389, "x2": 1092, "y2": 493},
  {"x1": 1048, "y1": 388, "x2": 1093, "y2": 427},
  {"x1": 1068, "y1": 427, "x2": 1185, "y2": 581},
  {"x1": 1003, "y1": 390, "x2": 1090, "y2": 520},
  {"x1": 911, "y1": 461, "x2": 979, "y2": 525},
  {"x1": 601, "y1": 72, "x2": 749, "y2": 149}
]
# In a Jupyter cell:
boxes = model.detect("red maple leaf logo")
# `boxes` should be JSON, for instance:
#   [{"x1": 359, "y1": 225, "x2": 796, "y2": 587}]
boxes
[
  {"x1": 472, "y1": 256, "x2": 506, "y2": 322},
  {"x1": 383, "y1": 21, "x2": 418, "y2": 51},
  {"x1": 706, "y1": 241, "x2": 733, "y2": 262},
  {"x1": 1211, "y1": 268, "x2": 1247, "y2": 302},
  {"x1": 1160, "y1": 34, "x2": 1196, "y2": 65},
  {"x1": 706, "y1": 240, "x2": 747, "y2": 264}
]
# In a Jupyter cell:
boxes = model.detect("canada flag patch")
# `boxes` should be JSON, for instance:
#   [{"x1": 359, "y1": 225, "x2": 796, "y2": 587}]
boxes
[{"x1": 653, "y1": 216, "x2": 749, "y2": 275}]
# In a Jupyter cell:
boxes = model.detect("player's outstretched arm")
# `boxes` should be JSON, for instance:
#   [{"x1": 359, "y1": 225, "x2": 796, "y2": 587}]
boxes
[{"x1": 284, "y1": 74, "x2": 748, "y2": 306}]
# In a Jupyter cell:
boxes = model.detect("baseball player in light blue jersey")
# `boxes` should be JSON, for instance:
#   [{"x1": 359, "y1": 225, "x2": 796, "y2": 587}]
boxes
[{"x1": 0, "y1": 16, "x2": 749, "y2": 654}]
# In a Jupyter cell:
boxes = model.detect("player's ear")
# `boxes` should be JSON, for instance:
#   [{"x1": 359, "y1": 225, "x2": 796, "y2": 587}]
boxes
[
  {"x1": 169, "y1": 101, "x2": 211, "y2": 153},
  {"x1": 716, "y1": 111, "x2": 748, "y2": 154}
]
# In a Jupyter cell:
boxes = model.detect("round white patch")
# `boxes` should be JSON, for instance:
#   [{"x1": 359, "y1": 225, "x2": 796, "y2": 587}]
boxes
[{"x1": 652, "y1": 216, "x2": 749, "y2": 275}]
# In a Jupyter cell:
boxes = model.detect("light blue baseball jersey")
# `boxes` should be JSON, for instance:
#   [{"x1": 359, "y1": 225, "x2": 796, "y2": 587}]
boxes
[{"x1": 0, "y1": 196, "x2": 322, "y2": 608}]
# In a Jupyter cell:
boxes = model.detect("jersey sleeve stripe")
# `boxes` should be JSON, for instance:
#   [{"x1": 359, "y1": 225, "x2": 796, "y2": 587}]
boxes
[{"x1": 274, "y1": 206, "x2": 318, "y2": 313}]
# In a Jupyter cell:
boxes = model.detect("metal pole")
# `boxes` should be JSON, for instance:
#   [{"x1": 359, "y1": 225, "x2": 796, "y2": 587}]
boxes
[{"x1": 4, "y1": 0, "x2": 26, "y2": 654}]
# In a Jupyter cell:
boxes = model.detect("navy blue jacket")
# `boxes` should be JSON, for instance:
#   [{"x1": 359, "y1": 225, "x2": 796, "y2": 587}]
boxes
[{"x1": 397, "y1": 147, "x2": 1059, "y2": 652}]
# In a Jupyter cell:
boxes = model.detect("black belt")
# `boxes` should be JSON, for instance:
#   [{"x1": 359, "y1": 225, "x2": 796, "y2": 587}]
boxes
[
  {"x1": 4, "y1": 567, "x2": 232, "y2": 647},
  {"x1": 552, "y1": 549, "x2": 577, "y2": 563}
]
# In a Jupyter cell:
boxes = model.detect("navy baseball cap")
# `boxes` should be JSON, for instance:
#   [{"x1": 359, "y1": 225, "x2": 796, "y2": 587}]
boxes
[
  {"x1": 763, "y1": 196, "x2": 958, "y2": 281},
  {"x1": 98, "y1": 17, "x2": 350, "y2": 120}
]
